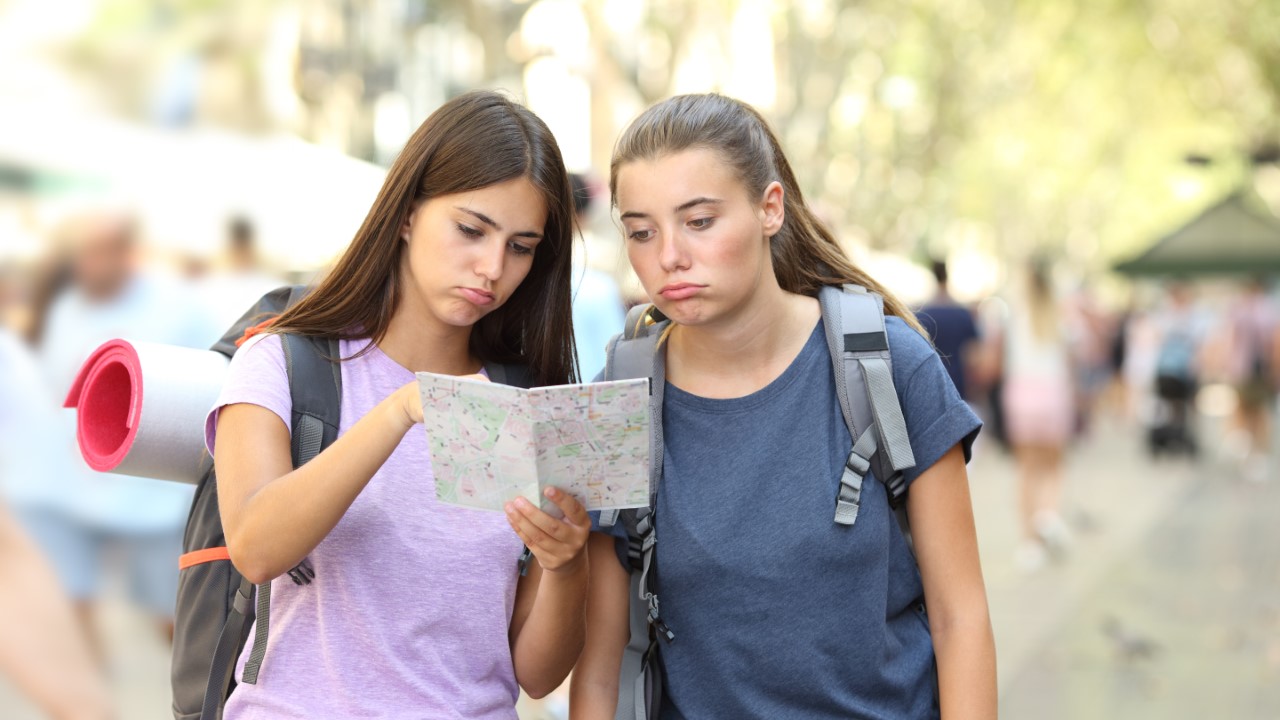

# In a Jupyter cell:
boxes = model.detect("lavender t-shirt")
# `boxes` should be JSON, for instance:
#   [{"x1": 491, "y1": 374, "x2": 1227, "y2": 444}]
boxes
[{"x1": 205, "y1": 334, "x2": 524, "y2": 719}]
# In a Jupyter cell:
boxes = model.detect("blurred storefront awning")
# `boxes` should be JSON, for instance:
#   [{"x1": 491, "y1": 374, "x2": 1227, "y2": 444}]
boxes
[
  {"x1": 1114, "y1": 190, "x2": 1280, "y2": 276},
  {"x1": 0, "y1": 106, "x2": 386, "y2": 270}
]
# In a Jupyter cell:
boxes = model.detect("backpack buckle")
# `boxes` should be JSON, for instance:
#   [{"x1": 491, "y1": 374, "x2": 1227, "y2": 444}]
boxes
[
  {"x1": 844, "y1": 451, "x2": 870, "y2": 478},
  {"x1": 647, "y1": 595, "x2": 675, "y2": 643},
  {"x1": 885, "y1": 473, "x2": 909, "y2": 509},
  {"x1": 286, "y1": 558, "x2": 315, "y2": 585}
]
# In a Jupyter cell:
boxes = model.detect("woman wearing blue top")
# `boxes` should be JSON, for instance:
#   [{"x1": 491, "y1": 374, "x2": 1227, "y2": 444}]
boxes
[{"x1": 572, "y1": 94, "x2": 996, "y2": 719}]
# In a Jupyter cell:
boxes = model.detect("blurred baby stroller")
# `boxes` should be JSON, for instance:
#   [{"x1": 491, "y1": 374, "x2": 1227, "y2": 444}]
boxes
[{"x1": 1148, "y1": 327, "x2": 1198, "y2": 457}]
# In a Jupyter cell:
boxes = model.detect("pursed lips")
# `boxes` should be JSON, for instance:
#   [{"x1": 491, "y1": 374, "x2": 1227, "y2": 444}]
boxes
[
  {"x1": 459, "y1": 287, "x2": 496, "y2": 306},
  {"x1": 659, "y1": 282, "x2": 704, "y2": 300}
]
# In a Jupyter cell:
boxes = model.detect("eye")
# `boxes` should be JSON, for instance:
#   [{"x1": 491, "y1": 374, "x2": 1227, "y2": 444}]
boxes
[
  {"x1": 689, "y1": 216, "x2": 714, "y2": 230},
  {"x1": 627, "y1": 228, "x2": 654, "y2": 242},
  {"x1": 456, "y1": 223, "x2": 483, "y2": 238},
  {"x1": 508, "y1": 241, "x2": 534, "y2": 256}
]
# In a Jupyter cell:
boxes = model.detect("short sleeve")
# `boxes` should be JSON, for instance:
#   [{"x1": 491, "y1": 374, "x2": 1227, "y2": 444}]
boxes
[
  {"x1": 887, "y1": 318, "x2": 982, "y2": 486},
  {"x1": 204, "y1": 333, "x2": 292, "y2": 456}
]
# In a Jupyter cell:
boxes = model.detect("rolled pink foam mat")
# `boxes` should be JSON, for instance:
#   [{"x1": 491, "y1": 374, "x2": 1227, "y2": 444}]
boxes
[{"x1": 64, "y1": 339, "x2": 229, "y2": 484}]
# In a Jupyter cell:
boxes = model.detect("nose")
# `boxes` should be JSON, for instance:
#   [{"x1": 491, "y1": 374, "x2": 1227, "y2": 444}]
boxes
[
  {"x1": 657, "y1": 229, "x2": 689, "y2": 273},
  {"x1": 474, "y1": 238, "x2": 505, "y2": 284}
]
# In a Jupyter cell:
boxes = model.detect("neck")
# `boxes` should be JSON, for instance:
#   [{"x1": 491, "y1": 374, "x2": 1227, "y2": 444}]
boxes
[
  {"x1": 666, "y1": 282, "x2": 820, "y2": 398},
  {"x1": 380, "y1": 299, "x2": 480, "y2": 376}
]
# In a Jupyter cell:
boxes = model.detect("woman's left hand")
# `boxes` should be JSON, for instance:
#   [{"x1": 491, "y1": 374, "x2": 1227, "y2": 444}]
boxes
[{"x1": 504, "y1": 487, "x2": 590, "y2": 574}]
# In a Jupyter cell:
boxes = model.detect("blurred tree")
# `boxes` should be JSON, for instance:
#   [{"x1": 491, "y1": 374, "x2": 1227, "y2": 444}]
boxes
[{"x1": 41, "y1": 0, "x2": 1280, "y2": 282}]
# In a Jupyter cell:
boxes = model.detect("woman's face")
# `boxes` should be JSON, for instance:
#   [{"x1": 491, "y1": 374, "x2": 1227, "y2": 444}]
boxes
[
  {"x1": 400, "y1": 177, "x2": 547, "y2": 331},
  {"x1": 615, "y1": 148, "x2": 783, "y2": 327}
]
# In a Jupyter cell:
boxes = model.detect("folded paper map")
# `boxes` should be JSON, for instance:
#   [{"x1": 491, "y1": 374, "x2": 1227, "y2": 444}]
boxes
[{"x1": 417, "y1": 372, "x2": 650, "y2": 513}]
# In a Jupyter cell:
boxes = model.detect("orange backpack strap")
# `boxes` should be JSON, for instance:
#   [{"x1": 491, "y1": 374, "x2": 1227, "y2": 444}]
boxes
[
  {"x1": 236, "y1": 318, "x2": 277, "y2": 348},
  {"x1": 179, "y1": 547, "x2": 231, "y2": 570}
]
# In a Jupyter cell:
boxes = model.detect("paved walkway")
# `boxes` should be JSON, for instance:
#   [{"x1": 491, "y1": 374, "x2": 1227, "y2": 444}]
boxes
[{"x1": 2, "y1": 412, "x2": 1275, "y2": 719}]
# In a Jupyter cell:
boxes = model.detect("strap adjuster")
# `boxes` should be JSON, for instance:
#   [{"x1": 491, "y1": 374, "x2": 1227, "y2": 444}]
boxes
[{"x1": 844, "y1": 451, "x2": 870, "y2": 479}]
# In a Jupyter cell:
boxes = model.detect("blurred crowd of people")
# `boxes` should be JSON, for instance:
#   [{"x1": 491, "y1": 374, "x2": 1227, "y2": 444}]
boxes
[
  {"x1": 0, "y1": 208, "x2": 286, "y2": 717},
  {"x1": 917, "y1": 259, "x2": 1280, "y2": 573}
]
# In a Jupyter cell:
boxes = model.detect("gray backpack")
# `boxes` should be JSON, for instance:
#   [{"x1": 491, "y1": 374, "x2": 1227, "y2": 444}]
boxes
[{"x1": 598, "y1": 284, "x2": 918, "y2": 720}]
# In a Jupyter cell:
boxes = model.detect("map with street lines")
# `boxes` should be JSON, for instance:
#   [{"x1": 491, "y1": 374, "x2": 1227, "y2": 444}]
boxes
[{"x1": 417, "y1": 372, "x2": 650, "y2": 513}]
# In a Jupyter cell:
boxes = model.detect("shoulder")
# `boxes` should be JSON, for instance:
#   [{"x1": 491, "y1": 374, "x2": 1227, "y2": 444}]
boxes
[
  {"x1": 885, "y1": 316, "x2": 936, "y2": 380},
  {"x1": 225, "y1": 332, "x2": 289, "y2": 386}
]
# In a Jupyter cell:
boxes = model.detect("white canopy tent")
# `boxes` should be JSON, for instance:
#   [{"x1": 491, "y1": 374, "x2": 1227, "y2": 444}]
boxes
[{"x1": 0, "y1": 106, "x2": 387, "y2": 270}]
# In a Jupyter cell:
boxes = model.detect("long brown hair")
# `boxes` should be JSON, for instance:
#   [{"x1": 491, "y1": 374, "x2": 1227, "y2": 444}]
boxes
[
  {"x1": 609, "y1": 93, "x2": 924, "y2": 336},
  {"x1": 272, "y1": 90, "x2": 578, "y2": 385}
]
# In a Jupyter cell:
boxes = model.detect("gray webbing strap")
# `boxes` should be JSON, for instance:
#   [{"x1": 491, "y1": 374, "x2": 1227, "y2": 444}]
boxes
[
  {"x1": 200, "y1": 577, "x2": 255, "y2": 719},
  {"x1": 599, "y1": 508, "x2": 620, "y2": 528},
  {"x1": 615, "y1": 573, "x2": 650, "y2": 720},
  {"x1": 633, "y1": 674, "x2": 647, "y2": 720},
  {"x1": 861, "y1": 357, "x2": 915, "y2": 473},
  {"x1": 820, "y1": 285, "x2": 916, "y2": 526},
  {"x1": 834, "y1": 428, "x2": 878, "y2": 526},
  {"x1": 239, "y1": 583, "x2": 270, "y2": 685}
]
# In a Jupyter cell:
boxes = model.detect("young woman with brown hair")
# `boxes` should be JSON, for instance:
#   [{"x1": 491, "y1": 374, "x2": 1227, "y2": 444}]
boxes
[
  {"x1": 573, "y1": 94, "x2": 996, "y2": 719},
  {"x1": 208, "y1": 90, "x2": 590, "y2": 718}
]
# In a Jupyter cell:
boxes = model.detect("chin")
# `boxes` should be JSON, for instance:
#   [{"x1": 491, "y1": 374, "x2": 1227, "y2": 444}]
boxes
[
  {"x1": 654, "y1": 300, "x2": 711, "y2": 327},
  {"x1": 427, "y1": 303, "x2": 486, "y2": 329}
]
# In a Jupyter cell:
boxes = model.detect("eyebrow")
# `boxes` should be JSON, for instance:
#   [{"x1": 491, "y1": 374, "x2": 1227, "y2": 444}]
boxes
[
  {"x1": 455, "y1": 207, "x2": 543, "y2": 239},
  {"x1": 619, "y1": 196, "x2": 723, "y2": 221}
]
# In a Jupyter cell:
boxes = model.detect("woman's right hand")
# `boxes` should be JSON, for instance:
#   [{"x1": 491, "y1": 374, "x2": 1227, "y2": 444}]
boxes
[
  {"x1": 395, "y1": 372, "x2": 487, "y2": 428},
  {"x1": 394, "y1": 381, "x2": 425, "y2": 426}
]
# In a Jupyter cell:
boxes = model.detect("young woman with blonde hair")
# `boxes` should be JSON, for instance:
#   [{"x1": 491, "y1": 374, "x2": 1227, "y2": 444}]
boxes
[{"x1": 574, "y1": 94, "x2": 995, "y2": 719}]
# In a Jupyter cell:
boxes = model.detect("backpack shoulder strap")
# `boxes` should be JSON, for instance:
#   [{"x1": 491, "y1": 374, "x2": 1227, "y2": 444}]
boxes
[
  {"x1": 209, "y1": 285, "x2": 308, "y2": 358},
  {"x1": 283, "y1": 334, "x2": 342, "y2": 468},
  {"x1": 599, "y1": 303, "x2": 667, "y2": 527},
  {"x1": 602, "y1": 304, "x2": 672, "y2": 720},
  {"x1": 238, "y1": 332, "x2": 341, "y2": 687},
  {"x1": 818, "y1": 285, "x2": 916, "y2": 529},
  {"x1": 483, "y1": 361, "x2": 535, "y2": 389}
]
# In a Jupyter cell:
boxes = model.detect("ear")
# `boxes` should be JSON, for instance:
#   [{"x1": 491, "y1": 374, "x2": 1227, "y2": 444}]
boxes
[
  {"x1": 760, "y1": 181, "x2": 785, "y2": 238},
  {"x1": 401, "y1": 207, "x2": 417, "y2": 242}
]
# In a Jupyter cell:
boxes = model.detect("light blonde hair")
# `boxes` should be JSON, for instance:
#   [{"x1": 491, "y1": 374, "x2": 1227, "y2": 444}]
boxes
[{"x1": 610, "y1": 93, "x2": 925, "y2": 336}]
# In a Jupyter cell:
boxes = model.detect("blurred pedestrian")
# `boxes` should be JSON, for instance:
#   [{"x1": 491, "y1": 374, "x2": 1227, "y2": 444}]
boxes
[
  {"x1": 1001, "y1": 260, "x2": 1075, "y2": 571},
  {"x1": 1147, "y1": 282, "x2": 1210, "y2": 458},
  {"x1": 917, "y1": 259, "x2": 981, "y2": 403},
  {"x1": 0, "y1": 501, "x2": 114, "y2": 720},
  {"x1": 1062, "y1": 281, "x2": 1113, "y2": 437},
  {"x1": 196, "y1": 215, "x2": 287, "y2": 332},
  {"x1": 1227, "y1": 276, "x2": 1278, "y2": 482},
  {"x1": 568, "y1": 173, "x2": 625, "y2": 380},
  {"x1": 0, "y1": 283, "x2": 112, "y2": 720},
  {"x1": 18, "y1": 209, "x2": 218, "y2": 658}
]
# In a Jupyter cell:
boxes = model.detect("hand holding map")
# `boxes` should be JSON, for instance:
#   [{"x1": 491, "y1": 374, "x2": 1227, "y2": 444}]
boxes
[{"x1": 417, "y1": 373, "x2": 650, "y2": 513}]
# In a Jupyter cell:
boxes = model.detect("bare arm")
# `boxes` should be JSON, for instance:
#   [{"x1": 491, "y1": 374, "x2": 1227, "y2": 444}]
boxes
[
  {"x1": 908, "y1": 444, "x2": 997, "y2": 719},
  {"x1": 0, "y1": 502, "x2": 112, "y2": 720},
  {"x1": 215, "y1": 381, "x2": 422, "y2": 583},
  {"x1": 570, "y1": 532, "x2": 631, "y2": 719},
  {"x1": 506, "y1": 489, "x2": 592, "y2": 698}
]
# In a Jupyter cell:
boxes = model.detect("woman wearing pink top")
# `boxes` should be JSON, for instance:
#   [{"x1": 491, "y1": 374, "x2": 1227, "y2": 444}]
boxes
[{"x1": 206, "y1": 91, "x2": 589, "y2": 718}]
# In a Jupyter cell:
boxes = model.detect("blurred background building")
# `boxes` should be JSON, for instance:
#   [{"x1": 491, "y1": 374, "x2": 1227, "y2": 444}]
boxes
[{"x1": 1, "y1": 1, "x2": 1278, "y2": 718}]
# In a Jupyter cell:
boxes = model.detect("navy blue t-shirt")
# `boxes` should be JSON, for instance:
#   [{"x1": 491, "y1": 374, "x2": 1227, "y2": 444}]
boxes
[
  {"x1": 916, "y1": 302, "x2": 979, "y2": 401},
  {"x1": 596, "y1": 316, "x2": 980, "y2": 720}
]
